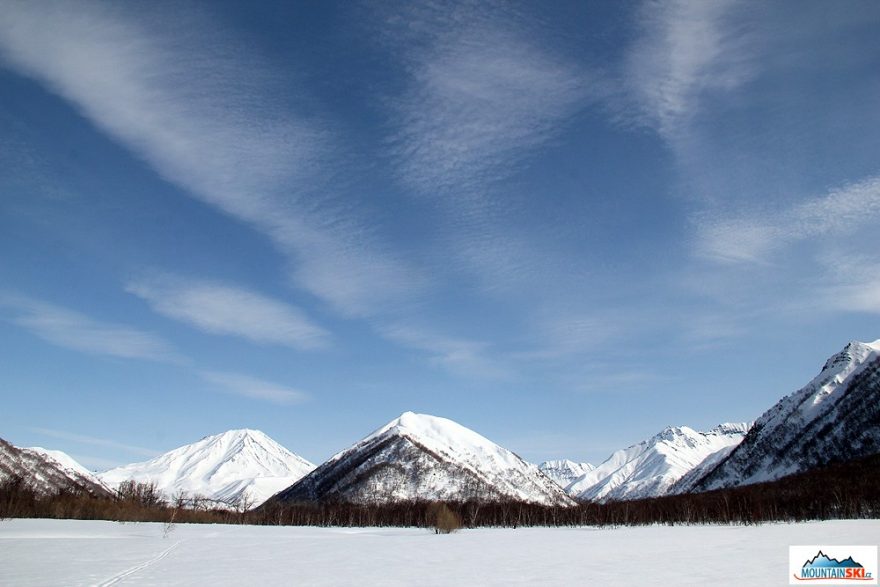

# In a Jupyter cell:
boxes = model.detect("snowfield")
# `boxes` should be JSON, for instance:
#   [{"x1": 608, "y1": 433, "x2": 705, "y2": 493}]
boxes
[{"x1": 2, "y1": 519, "x2": 878, "y2": 586}]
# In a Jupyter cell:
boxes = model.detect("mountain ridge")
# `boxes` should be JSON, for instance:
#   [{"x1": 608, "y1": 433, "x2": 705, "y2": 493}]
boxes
[
  {"x1": 99, "y1": 428, "x2": 314, "y2": 507},
  {"x1": 269, "y1": 412, "x2": 575, "y2": 507},
  {"x1": 685, "y1": 339, "x2": 880, "y2": 492},
  {"x1": 567, "y1": 422, "x2": 751, "y2": 502},
  {"x1": 0, "y1": 438, "x2": 111, "y2": 497}
]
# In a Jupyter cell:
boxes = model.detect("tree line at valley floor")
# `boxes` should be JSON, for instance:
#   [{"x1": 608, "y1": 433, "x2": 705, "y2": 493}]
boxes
[{"x1": 2, "y1": 453, "x2": 878, "y2": 530}]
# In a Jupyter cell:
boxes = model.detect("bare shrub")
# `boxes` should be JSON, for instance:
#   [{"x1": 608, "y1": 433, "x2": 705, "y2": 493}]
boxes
[{"x1": 429, "y1": 503, "x2": 462, "y2": 534}]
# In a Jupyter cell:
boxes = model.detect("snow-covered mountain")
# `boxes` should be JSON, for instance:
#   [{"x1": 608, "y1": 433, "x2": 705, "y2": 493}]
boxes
[
  {"x1": 27, "y1": 446, "x2": 97, "y2": 479},
  {"x1": 26, "y1": 446, "x2": 111, "y2": 492},
  {"x1": 0, "y1": 438, "x2": 111, "y2": 497},
  {"x1": 269, "y1": 412, "x2": 575, "y2": 507},
  {"x1": 686, "y1": 340, "x2": 880, "y2": 492},
  {"x1": 100, "y1": 429, "x2": 314, "y2": 508},
  {"x1": 567, "y1": 423, "x2": 750, "y2": 502},
  {"x1": 538, "y1": 459, "x2": 595, "y2": 488}
]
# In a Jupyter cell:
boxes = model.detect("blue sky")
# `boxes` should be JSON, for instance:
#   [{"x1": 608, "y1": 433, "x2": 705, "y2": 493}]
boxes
[{"x1": 1, "y1": 0, "x2": 879, "y2": 470}]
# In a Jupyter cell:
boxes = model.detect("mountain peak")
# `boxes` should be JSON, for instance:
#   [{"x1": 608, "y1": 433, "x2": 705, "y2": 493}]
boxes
[
  {"x1": 272, "y1": 412, "x2": 575, "y2": 507},
  {"x1": 693, "y1": 339, "x2": 880, "y2": 490},
  {"x1": 204, "y1": 428, "x2": 268, "y2": 443},
  {"x1": 539, "y1": 459, "x2": 595, "y2": 488},
  {"x1": 362, "y1": 412, "x2": 509, "y2": 465},
  {"x1": 99, "y1": 429, "x2": 314, "y2": 507},
  {"x1": 652, "y1": 426, "x2": 695, "y2": 443},
  {"x1": 1, "y1": 438, "x2": 110, "y2": 497},
  {"x1": 708, "y1": 422, "x2": 752, "y2": 435},
  {"x1": 568, "y1": 421, "x2": 750, "y2": 502}
]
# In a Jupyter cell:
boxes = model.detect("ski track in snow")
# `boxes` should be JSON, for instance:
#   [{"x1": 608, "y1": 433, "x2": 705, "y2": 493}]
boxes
[{"x1": 95, "y1": 540, "x2": 183, "y2": 587}]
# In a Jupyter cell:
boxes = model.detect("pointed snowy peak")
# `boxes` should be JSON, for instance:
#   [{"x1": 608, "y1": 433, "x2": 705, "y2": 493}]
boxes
[
  {"x1": 100, "y1": 429, "x2": 314, "y2": 508},
  {"x1": 270, "y1": 412, "x2": 575, "y2": 507},
  {"x1": 539, "y1": 459, "x2": 595, "y2": 488},
  {"x1": 568, "y1": 423, "x2": 750, "y2": 502},
  {"x1": 0, "y1": 438, "x2": 111, "y2": 497},
  {"x1": 691, "y1": 339, "x2": 880, "y2": 491},
  {"x1": 356, "y1": 412, "x2": 532, "y2": 471}
]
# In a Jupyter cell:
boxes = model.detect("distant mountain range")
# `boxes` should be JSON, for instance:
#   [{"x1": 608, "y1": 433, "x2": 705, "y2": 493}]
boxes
[
  {"x1": 3, "y1": 339, "x2": 878, "y2": 508},
  {"x1": 564, "y1": 423, "x2": 750, "y2": 502},
  {"x1": 538, "y1": 459, "x2": 595, "y2": 488}
]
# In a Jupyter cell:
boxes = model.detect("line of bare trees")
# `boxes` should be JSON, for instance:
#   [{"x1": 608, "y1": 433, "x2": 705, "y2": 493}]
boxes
[
  {"x1": 0, "y1": 478, "x2": 247, "y2": 524},
  {"x1": 2, "y1": 453, "x2": 878, "y2": 528},
  {"x1": 252, "y1": 453, "x2": 879, "y2": 528}
]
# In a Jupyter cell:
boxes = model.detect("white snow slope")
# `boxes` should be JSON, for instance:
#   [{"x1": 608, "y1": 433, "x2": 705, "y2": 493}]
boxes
[
  {"x1": 691, "y1": 339, "x2": 880, "y2": 491},
  {"x1": 0, "y1": 439, "x2": 110, "y2": 497},
  {"x1": 274, "y1": 412, "x2": 574, "y2": 506},
  {"x1": 538, "y1": 459, "x2": 595, "y2": 488},
  {"x1": 100, "y1": 429, "x2": 314, "y2": 507},
  {"x1": 25, "y1": 447, "x2": 110, "y2": 492},
  {"x1": 567, "y1": 423, "x2": 750, "y2": 502},
  {"x1": 2, "y1": 518, "x2": 877, "y2": 587}
]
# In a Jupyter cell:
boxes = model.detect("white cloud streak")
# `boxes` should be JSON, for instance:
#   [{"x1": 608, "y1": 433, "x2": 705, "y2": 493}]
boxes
[
  {"x1": 373, "y1": 2, "x2": 601, "y2": 300},
  {"x1": 127, "y1": 274, "x2": 330, "y2": 350},
  {"x1": 0, "y1": 0, "x2": 421, "y2": 318},
  {"x1": 200, "y1": 371, "x2": 309, "y2": 405},
  {"x1": 813, "y1": 253, "x2": 880, "y2": 315},
  {"x1": 379, "y1": 323, "x2": 510, "y2": 380},
  {"x1": 624, "y1": 0, "x2": 757, "y2": 140},
  {"x1": 697, "y1": 175, "x2": 880, "y2": 263},
  {"x1": 512, "y1": 314, "x2": 623, "y2": 362},
  {"x1": 0, "y1": 294, "x2": 181, "y2": 363},
  {"x1": 28, "y1": 427, "x2": 161, "y2": 458},
  {"x1": 389, "y1": 22, "x2": 592, "y2": 199}
]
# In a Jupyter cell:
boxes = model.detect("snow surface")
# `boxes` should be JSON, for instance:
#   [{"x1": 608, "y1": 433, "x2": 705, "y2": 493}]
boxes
[
  {"x1": 567, "y1": 423, "x2": 750, "y2": 501},
  {"x1": 277, "y1": 412, "x2": 573, "y2": 506},
  {"x1": 99, "y1": 429, "x2": 314, "y2": 507},
  {"x1": 1, "y1": 518, "x2": 877, "y2": 586}
]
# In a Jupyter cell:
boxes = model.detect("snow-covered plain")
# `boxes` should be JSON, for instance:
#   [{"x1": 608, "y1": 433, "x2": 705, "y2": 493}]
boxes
[{"x1": 2, "y1": 518, "x2": 877, "y2": 586}]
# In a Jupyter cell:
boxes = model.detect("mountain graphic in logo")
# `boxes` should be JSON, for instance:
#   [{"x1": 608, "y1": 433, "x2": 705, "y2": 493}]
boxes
[
  {"x1": 803, "y1": 551, "x2": 865, "y2": 570},
  {"x1": 790, "y1": 545, "x2": 877, "y2": 584}
]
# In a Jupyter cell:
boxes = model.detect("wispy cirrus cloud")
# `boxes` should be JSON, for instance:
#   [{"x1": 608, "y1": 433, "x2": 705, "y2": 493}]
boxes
[
  {"x1": 126, "y1": 274, "x2": 330, "y2": 350},
  {"x1": 696, "y1": 175, "x2": 880, "y2": 263},
  {"x1": 0, "y1": 0, "x2": 421, "y2": 318},
  {"x1": 388, "y1": 24, "x2": 593, "y2": 200},
  {"x1": 812, "y1": 253, "x2": 880, "y2": 316},
  {"x1": 375, "y1": 2, "x2": 596, "y2": 208},
  {"x1": 28, "y1": 427, "x2": 161, "y2": 458},
  {"x1": 511, "y1": 313, "x2": 624, "y2": 362},
  {"x1": 623, "y1": 0, "x2": 757, "y2": 141},
  {"x1": 572, "y1": 369, "x2": 666, "y2": 395},
  {"x1": 0, "y1": 294, "x2": 182, "y2": 363},
  {"x1": 379, "y1": 323, "x2": 510, "y2": 380},
  {"x1": 369, "y1": 1, "x2": 602, "y2": 302},
  {"x1": 200, "y1": 371, "x2": 309, "y2": 405}
]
